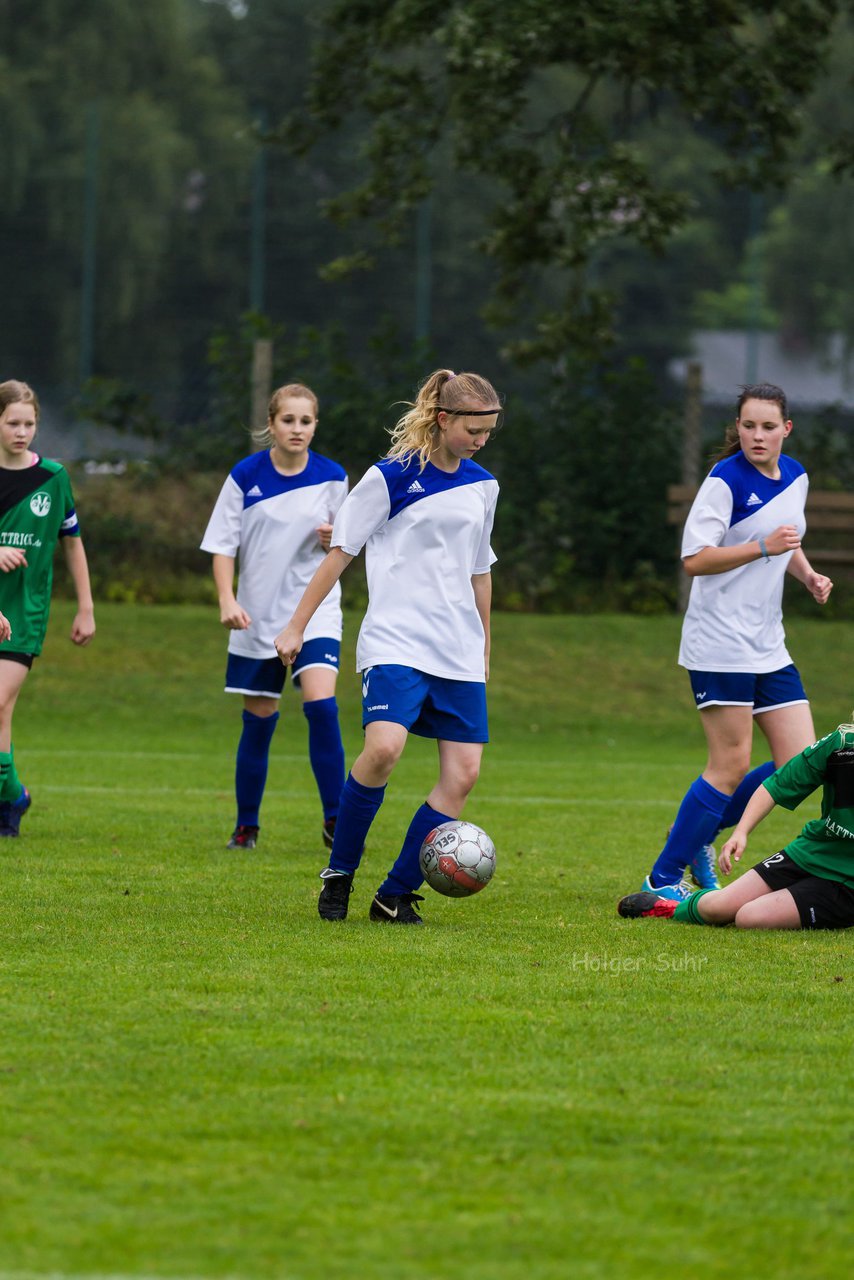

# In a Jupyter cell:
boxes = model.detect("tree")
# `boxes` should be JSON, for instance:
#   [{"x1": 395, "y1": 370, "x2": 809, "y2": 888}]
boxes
[{"x1": 290, "y1": 0, "x2": 842, "y2": 364}]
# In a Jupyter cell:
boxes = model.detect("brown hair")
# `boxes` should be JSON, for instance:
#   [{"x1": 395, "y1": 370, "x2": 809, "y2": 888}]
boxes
[
  {"x1": 712, "y1": 382, "x2": 789, "y2": 464},
  {"x1": 386, "y1": 369, "x2": 500, "y2": 471},
  {"x1": 0, "y1": 379, "x2": 39, "y2": 421}
]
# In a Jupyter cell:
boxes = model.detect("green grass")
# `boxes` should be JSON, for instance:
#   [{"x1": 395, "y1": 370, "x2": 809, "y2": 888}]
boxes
[{"x1": 0, "y1": 605, "x2": 851, "y2": 1280}]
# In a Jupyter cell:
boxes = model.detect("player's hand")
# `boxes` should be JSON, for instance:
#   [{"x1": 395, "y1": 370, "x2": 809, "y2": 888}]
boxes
[
  {"x1": 316, "y1": 522, "x2": 333, "y2": 552},
  {"x1": 275, "y1": 623, "x2": 304, "y2": 667},
  {"x1": 805, "y1": 571, "x2": 833, "y2": 605},
  {"x1": 220, "y1": 600, "x2": 251, "y2": 630},
  {"x1": 0, "y1": 611, "x2": 11, "y2": 642},
  {"x1": 0, "y1": 547, "x2": 27, "y2": 573},
  {"x1": 765, "y1": 524, "x2": 801, "y2": 556},
  {"x1": 719, "y1": 829, "x2": 747, "y2": 876},
  {"x1": 70, "y1": 607, "x2": 96, "y2": 646}
]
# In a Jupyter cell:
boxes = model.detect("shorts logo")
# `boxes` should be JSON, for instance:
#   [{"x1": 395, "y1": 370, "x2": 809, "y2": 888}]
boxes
[
  {"x1": 362, "y1": 674, "x2": 370, "y2": 698},
  {"x1": 324, "y1": 652, "x2": 338, "y2": 664},
  {"x1": 30, "y1": 492, "x2": 51, "y2": 517},
  {"x1": 695, "y1": 691, "x2": 706, "y2": 701},
  {"x1": 763, "y1": 853, "x2": 785, "y2": 866}
]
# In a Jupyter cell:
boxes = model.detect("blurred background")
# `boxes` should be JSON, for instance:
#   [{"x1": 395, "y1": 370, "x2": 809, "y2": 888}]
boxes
[{"x1": 3, "y1": 0, "x2": 854, "y2": 612}]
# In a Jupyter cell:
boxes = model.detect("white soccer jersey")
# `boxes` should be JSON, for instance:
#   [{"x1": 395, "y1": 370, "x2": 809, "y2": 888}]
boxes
[
  {"x1": 678, "y1": 451, "x2": 808, "y2": 673},
  {"x1": 201, "y1": 449, "x2": 348, "y2": 658},
  {"x1": 332, "y1": 456, "x2": 499, "y2": 681}
]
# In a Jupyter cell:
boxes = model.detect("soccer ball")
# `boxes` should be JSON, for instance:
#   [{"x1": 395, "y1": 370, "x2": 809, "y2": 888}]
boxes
[{"x1": 419, "y1": 820, "x2": 496, "y2": 897}]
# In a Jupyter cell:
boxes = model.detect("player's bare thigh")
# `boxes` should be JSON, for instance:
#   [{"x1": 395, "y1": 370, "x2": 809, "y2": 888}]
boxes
[
  {"x1": 700, "y1": 704, "x2": 754, "y2": 792},
  {"x1": 755, "y1": 701, "x2": 816, "y2": 768}
]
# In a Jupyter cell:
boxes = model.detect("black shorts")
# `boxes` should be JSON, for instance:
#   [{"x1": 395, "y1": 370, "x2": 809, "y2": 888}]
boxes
[
  {"x1": 0, "y1": 651, "x2": 34, "y2": 669},
  {"x1": 753, "y1": 851, "x2": 854, "y2": 929}
]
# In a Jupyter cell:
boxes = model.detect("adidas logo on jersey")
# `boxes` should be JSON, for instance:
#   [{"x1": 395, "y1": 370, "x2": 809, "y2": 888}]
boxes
[
  {"x1": 247, "y1": 484, "x2": 263, "y2": 497},
  {"x1": 746, "y1": 492, "x2": 762, "y2": 506},
  {"x1": 406, "y1": 480, "x2": 425, "y2": 494}
]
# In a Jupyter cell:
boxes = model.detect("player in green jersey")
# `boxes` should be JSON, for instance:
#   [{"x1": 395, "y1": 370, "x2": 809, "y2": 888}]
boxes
[
  {"x1": 0, "y1": 380, "x2": 95, "y2": 836},
  {"x1": 619, "y1": 722, "x2": 854, "y2": 929}
]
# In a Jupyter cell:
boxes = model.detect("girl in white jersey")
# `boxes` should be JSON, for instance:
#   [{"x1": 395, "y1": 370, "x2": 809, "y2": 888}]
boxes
[
  {"x1": 639, "y1": 383, "x2": 832, "y2": 900},
  {"x1": 201, "y1": 383, "x2": 349, "y2": 852},
  {"x1": 275, "y1": 369, "x2": 501, "y2": 925}
]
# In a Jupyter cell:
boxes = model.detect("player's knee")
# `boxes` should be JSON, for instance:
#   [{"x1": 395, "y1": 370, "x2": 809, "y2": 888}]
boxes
[
  {"x1": 364, "y1": 738, "x2": 404, "y2": 778},
  {"x1": 734, "y1": 901, "x2": 764, "y2": 929}
]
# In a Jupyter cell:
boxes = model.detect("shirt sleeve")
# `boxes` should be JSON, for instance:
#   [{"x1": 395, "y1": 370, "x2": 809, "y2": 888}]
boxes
[
  {"x1": 473, "y1": 481, "x2": 499, "y2": 574},
  {"x1": 329, "y1": 474, "x2": 349, "y2": 520},
  {"x1": 200, "y1": 475, "x2": 243, "y2": 556},
  {"x1": 681, "y1": 475, "x2": 733, "y2": 558},
  {"x1": 331, "y1": 466, "x2": 390, "y2": 556},
  {"x1": 764, "y1": 730, "x2": 838, "y2": 811}
]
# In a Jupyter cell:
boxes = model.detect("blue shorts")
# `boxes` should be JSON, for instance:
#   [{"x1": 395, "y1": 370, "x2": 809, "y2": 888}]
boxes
[
  {"x1": 225, "y1": 638, "x2": 340, "y2": 697},
  {"x1": 688, "y1": 663, "x2": 808, "y2": 714},
  {"x1": 361, "y1": 665, "x2": 489, "y2": 743}
]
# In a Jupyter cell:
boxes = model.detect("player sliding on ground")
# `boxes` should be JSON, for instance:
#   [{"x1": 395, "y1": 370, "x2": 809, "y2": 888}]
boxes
[
  {"x1": 619, "y1": 722, "x2": 854, "y2": 930},
  {"x1": 275, "y1": 369, "x2": 501, "y2": 926}
]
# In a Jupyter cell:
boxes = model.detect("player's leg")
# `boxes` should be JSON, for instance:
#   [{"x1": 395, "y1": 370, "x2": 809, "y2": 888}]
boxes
[
  {"x1": 619, "y1": 869, "x2": 773, "y2": 923},
  {"x1": 371, "y1": 676, "x2": 487, "y2": 925},
  {"x1": 646, "y1": 699, "x2": 753, "y2": 897},
  {"x1": 0, "y1": 656, "x2": 32, "y2": 836},
  {"x1": 318, "y1": 719, "x2": 408, "y2": 920},
  {"x1": 373, "y1": 739, "x2": 484, "y2": 908},
  {"x1": 224, "y1": 653, "x2": 285, "y2": 849},
  {"x1": 296, "y1": 652, "x2": 345, "y2": 850},
  {"x1": 754, "y1": 696, "x2": 816, "y2": 769}
]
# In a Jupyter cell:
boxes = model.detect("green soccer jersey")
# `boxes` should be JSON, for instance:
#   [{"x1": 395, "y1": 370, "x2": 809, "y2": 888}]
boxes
[
  {"x1": 763, "y1": 727, "x2": 854, "y2": 889},
  {"x1": 0, "y1": 458, "x2": 80, "y2": 655}
]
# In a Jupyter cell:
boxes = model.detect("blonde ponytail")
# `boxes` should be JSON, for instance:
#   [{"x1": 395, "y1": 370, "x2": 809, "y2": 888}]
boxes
[{"x1": 386, "y1": 369, "x2": 499, "y2": 471}]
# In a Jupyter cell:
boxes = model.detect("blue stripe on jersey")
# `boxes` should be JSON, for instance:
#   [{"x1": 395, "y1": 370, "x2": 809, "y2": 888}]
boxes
[
  {"x1": 59, "y1": 509, "x2": 79, "y2": 537},
  {"x1": 709, "y1": 451, "x2": 806, "y2": 528},
  {"x1": 376, "y1": 456, "x2": 496, "y2": 521},
  {"x1": 230, "y1": 449, "x2": 347, "y2": 510}
]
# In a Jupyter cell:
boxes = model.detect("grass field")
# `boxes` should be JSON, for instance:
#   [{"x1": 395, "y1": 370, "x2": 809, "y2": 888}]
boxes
[{"x1": 0, "y1": 604, "x2": 851, "y2": 1280}]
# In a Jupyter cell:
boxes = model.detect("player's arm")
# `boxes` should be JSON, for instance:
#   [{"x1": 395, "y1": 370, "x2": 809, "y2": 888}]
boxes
[
  {"x1": 719, "y1": 784, "x2": 777, "y2": 875},
  {"x1": 472, "y1": 572, "x2": 492, "y2": 682},
  {"x1": 62, "y1": 536, "x2": 95, "y2": 646},
  {"x1": 212, "y1": 553, "x2": 251, "y2": 630},
  {"x1": 684, "y1": 524, "x2": 802, "y2": 576},
  {"x1": 785, "y1": 547, "x2": 833, "y2": 604},
  {"x1": 275, "y1": 548, "x2": 353, "y2": 665}
]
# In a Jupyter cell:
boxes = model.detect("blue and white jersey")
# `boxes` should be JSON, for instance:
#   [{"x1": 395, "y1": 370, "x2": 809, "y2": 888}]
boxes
[
  {"x1": 332, "y1": 456, "x2": 499, "y2": 681},
  {"x1": 201, "y1": 449, "x2": 348, "y2": 658},
  {"x1": 678, "y1": 451, "x2": 808, "y2": 673}
]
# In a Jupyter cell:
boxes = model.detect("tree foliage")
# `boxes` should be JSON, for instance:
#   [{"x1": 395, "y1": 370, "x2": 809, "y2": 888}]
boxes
[{"x1": 294, "y1": 0, "x2": 843, "y2": 362}]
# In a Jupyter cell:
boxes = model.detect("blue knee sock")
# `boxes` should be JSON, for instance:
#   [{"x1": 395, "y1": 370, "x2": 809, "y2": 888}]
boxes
[
  {"x1": 650, "y1": 776, "x2": 730, "y2": 887},
  {"x1": 235, "y1": 709, "x2": 279, "y2": 827},
  {"x1": 329, "y1": 772, "x2": 386, "y2": 875},
  {"x1": 302, "y1": 696, "x2": 345, "y2": 820},
  {"x1": 714, "y1": 761, "x2": 776, "y2": 835},
  {"x1": 378, "y1": 802, "x2": 454, "y2": 897}
]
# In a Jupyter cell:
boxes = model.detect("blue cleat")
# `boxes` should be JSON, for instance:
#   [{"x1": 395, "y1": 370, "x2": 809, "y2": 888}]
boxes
[
  {"x1": 689, "y1": 844, "x2": 720, "y2": 890},
  {"x1": 0, "y1": 786, "x2": 31, "y2": 837},
  {"x1": 641, "y1": 873, "x2": 692, "y2": 903}
]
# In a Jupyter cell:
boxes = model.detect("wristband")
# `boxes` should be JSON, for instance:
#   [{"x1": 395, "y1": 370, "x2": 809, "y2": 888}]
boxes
[{"x1": 758, "y1": 537, "x2": 770, "y2": 561}]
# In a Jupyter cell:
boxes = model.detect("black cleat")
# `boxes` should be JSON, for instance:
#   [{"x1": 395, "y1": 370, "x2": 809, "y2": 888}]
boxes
[
  {"x1": 617, "y1": 891, "x2": 678, "y2": 920},
  {"x1": 369, "y1": 892, "x2": 425, "y2": 925},
  {"x1": 227, "y1": 824, "x2": 259, "y2": 850},
  {"x1": 318, "y1": 867, "x2": 354, "y2": 920}
]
